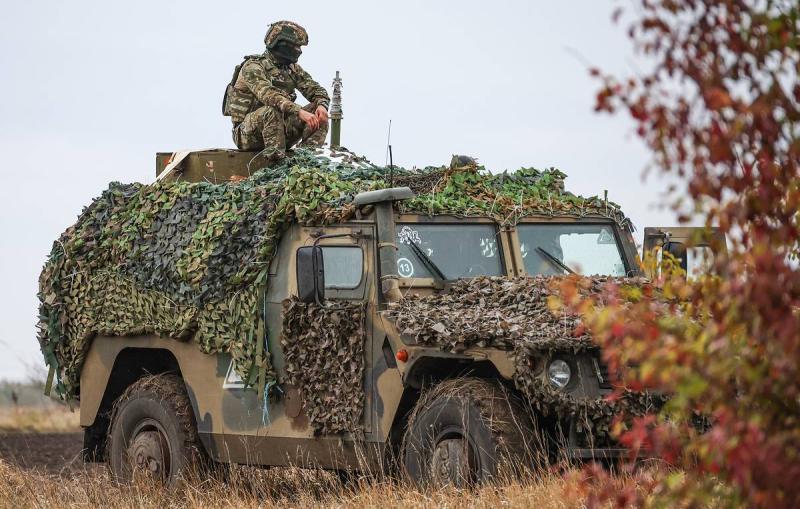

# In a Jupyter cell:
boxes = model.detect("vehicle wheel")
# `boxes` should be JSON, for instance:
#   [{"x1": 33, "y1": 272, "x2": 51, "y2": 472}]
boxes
[
  {"x1": 108, "y1": 374, "x2": 206, "y2": 486},
  {"x1": 402, "y1": 378, "x2": 540, "y2": 487}
]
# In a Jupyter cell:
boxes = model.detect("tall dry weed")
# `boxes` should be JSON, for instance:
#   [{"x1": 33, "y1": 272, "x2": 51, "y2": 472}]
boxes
[{"x1": 0, "y1": 459, "x2": 584, "y2": 509}]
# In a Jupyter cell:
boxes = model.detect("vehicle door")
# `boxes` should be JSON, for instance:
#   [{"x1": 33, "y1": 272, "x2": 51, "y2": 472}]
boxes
[
  {"x1": 642, "y1": 226, "x2": 727, "y2": 279},
  {"x1": 277, "y1": 224, "x2": 375, "y2": 439}
]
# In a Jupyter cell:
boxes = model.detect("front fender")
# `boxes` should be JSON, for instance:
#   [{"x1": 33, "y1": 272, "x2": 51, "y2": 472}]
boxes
[
  {"x1": 399, "y1": 347, "x2": 516, "y2": 389},
  {"x1": 79, "y1": 335, "x2": 222, "y2": 435}
]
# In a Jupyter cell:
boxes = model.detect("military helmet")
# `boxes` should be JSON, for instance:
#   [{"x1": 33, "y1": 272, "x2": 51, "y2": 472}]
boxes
[{"x1": 264, "y1": 21, "x2": 309, "y2": 48}]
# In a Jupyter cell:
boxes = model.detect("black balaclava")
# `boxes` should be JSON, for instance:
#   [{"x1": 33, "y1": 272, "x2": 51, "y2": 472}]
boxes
[{"x1": 270, "y1": 41, "x2": 302, "y2": 65}]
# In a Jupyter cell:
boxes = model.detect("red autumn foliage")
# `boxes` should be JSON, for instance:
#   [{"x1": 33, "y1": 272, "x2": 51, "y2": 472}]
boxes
[{"x1": 575, "y1": 1, "x2": 800, "y2": 507}]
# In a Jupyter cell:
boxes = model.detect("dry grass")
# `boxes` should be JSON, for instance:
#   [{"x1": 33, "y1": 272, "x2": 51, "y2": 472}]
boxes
[
  {"x1": 0, "y1": 405, "x2": 80, "y2": 433},
  {"x1": 0, "y1": 379, "x2": 621, "y2": 508},
  {"x1": 0, "y1": 460, "x2": 586, "y2": 509},
  {"x1": 0, "y1": 377, "x2": 80, "y2": 433}
]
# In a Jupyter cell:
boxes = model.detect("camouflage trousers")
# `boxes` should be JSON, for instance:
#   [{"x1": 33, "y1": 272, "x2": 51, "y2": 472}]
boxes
[{"x1": 232, "y1": 103, "x2": 328, "y2": 157}]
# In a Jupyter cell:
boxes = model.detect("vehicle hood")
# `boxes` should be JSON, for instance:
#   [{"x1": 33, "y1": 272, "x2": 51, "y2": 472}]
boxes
[{"x1": 385, "y1": 275, "x2": 647, "y2": 353}]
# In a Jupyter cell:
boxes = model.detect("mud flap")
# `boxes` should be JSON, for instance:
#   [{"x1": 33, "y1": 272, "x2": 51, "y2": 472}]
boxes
[{"x1": 44, "y1": 365, "x2": 55, "y2": 397}]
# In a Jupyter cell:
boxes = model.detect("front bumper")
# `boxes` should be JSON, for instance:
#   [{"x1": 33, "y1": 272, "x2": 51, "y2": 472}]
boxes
[{"x1": 567, "y1": 447, "x2": 630, "y2": 460}]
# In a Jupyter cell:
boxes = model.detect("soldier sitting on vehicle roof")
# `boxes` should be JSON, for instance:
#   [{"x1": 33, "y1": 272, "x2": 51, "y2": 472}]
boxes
[{"x1": 223, "y1": 21, "x2": 330, "y2": 162}]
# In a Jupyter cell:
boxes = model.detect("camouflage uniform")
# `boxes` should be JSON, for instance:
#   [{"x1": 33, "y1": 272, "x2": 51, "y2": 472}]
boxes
[
  {"x1": 231, "y1": 52, "x2": 330, "y2": 155},
  {"x1": 225, "y1": 21, "x2": 330, "y2": 158}
]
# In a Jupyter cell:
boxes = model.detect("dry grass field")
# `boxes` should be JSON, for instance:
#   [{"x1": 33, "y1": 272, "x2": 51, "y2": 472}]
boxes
[
  {"x1": 0, "y1": 380, "x2": 611, "y2": 508},
  {"x1": 0, "y1": 411, "x2": 601, "y2": 509},
  {"x1": 0, "y1": 405, "x2": 80, "y2": 433},
  {"x1": 0, "y1": 459, "x2": 586, "y2": 509},
  {"x1": 0, "y1": 379, "x2": 81, "y2": 433}
]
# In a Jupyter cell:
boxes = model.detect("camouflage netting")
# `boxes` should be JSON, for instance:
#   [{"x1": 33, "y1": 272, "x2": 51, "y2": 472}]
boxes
[
  {"x1": 38, "y1": 148, "x2": 628, "y2": 399},
  {"x1": 386, "y1": 276, "x2": 662, "y2": 440},
  {"x1": 281, "y1": 298, "x2": 366, "y2": 435},
  {"x1": 395, "y1": 161, "x2": 627, "y2": 225}
]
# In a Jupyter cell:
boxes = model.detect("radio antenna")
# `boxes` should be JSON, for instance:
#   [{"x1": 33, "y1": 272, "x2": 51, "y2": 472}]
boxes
[
  {"x1": 385, "y1": 119, "x2": 394, "y2": 187},
  {"x1": 389, "y1": 145, "x2": 395, "y2": 187}
]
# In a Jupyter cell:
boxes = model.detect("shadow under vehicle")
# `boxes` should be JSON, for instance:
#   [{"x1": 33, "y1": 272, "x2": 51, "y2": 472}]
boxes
[{"x1": 70, "y1": 150, "x2": 720, "y2": 487}]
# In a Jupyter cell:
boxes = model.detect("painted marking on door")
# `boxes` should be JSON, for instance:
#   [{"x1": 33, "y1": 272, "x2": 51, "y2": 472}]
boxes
[{"x1": 223, "y1": 359, "x2": 245, "y2": 389}]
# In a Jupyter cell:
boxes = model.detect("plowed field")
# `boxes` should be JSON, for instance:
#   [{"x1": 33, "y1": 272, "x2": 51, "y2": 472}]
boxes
[{"x1": 0, "y1": 432, "x2": 90, "y2": 474}]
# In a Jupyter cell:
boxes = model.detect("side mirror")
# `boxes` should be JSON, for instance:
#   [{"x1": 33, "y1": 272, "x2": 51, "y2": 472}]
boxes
[
  {"x1": 665, "y1": 241, "x2": 688, "y2": 272},
  {"x1": 296, "y1": 246, "x2": 325, "y2": 303}
]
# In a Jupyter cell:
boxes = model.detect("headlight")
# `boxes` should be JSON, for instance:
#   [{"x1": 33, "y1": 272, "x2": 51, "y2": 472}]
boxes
[{"x1": 548, "y1": 359, "x2": 572, "y2": 389}]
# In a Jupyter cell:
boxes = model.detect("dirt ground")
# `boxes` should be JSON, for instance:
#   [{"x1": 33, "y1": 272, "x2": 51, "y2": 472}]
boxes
[{"x1": 0, "y1": 432, "x2": 94, "y2": 474}]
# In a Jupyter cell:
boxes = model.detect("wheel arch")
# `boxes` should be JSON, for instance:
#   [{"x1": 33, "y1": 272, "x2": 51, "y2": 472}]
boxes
[
  {"x1": 403, "y1": 355, "x2": 509, "y2": 390},
  {"x1": 80, "y1": 336, "x2": 210, "y2": 462},
  {"x1": 399, "y1": 375, "x2": 540, "y2": 485},
  {"x1": 387, "y1": 355, "x2": 516, "y2": 449}
]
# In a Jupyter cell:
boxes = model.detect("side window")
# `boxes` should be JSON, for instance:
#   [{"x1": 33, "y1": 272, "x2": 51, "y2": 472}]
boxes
[
  {"x1": 686, "y1": 246, "x2": 715, "y2": 279},
  {"x1": 653, "y1": 244, "x2": 715, "y2": 279},
  {"x1": 321, "y1": 246, "x2": 363, "y2": 289}
]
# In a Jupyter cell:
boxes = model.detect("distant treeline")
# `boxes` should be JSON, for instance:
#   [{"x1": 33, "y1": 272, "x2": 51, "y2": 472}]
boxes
[{"x1": 0, "y1": 380, "x2": 53, "y2": 407}]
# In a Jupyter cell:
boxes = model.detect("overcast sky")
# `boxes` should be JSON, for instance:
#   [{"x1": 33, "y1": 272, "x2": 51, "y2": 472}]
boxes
[{"x1": 0, "y1": 0, "x2": 681, "y2": 381}]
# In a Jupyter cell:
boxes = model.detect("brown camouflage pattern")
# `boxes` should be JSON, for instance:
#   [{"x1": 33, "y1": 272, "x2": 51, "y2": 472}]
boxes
[
  {"x1": 264, "y1": 20, "x2": 309, "y2": 48},
  {"x1": 233, "y1": 102, "x2": 328, "y2": 156},
  {"x1": 228, "y1": 52, "x2": 329, "y2": 154}
]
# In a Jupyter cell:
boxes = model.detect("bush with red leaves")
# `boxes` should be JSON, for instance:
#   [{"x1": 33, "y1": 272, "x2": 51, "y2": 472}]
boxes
[{"x1": 572, "y1": 2, "x2": 800, "y2": 507}]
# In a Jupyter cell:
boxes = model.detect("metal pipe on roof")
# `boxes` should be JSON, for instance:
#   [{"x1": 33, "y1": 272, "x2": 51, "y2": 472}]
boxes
[{"x1": 330, "y1": 71, "x2": 343, "y2": 148}]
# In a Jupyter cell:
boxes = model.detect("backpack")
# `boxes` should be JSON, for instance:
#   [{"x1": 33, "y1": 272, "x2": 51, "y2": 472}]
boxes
[{"x1": 222, "y1": 55, "x2": 261, "y2": 121}]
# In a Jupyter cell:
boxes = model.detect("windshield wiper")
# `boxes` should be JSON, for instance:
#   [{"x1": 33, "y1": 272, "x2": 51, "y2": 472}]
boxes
[
  {"x1": 535, "y1": 247, "x2": 575, "y2": 275},
  {"x1": 408, "y1": 242, "x2": 447, "y2": 280}
]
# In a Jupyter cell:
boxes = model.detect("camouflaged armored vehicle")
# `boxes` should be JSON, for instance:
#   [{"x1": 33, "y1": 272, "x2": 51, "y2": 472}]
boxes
[{"x1": 37, "y1": 147, "x2": 719, "y2": 486}]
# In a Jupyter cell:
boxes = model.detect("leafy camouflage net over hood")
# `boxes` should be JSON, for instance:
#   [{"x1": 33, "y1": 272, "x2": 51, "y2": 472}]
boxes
[
  {"x1": 386, "y1": 276, "x2": 660, "y2": 439},
  {"x1": 387, "y1": 275, "x2": 607, "y2": 352},
  {"x1": 38, "y1": 148, "x2": 628, "y2": 398}
]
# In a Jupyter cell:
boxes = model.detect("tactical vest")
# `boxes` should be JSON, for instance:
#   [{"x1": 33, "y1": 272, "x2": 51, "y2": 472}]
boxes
[{"x1": 222, "y1": 54, "x2": 298, "y2": 123}]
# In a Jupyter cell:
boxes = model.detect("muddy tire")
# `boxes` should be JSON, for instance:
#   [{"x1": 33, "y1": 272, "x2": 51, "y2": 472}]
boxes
[
  {"x1": 108, "y1": 374, "x2": 206, "y2": 486},
  {"x1": 402, "y1": 378, "x2": 540, "y2": 487}
]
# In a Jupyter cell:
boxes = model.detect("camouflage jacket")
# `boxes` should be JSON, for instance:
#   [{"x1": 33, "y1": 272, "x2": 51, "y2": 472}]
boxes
[{"x1": 229, "y1": 52, "x2": 330, "y2": 122}]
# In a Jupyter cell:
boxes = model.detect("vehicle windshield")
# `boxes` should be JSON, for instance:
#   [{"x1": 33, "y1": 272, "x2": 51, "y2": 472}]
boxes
[
  {"x1": 518, "y1": 224, "x2": 627, "y2": 276},
  {"x1": 395, "y1": 224, "x2": 503, "y2": 279}
]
